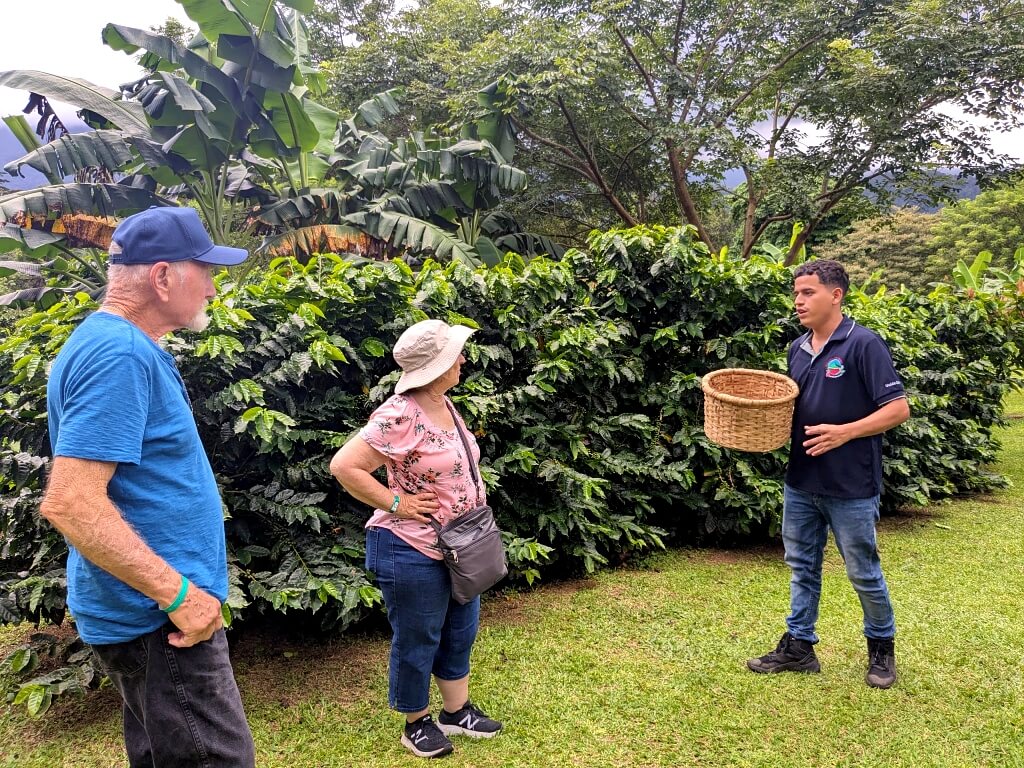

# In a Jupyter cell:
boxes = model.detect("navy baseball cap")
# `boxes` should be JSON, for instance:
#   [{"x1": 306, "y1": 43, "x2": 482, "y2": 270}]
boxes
[{"x1": 108, "y1": 206, "x2": 249, "y2": 266}]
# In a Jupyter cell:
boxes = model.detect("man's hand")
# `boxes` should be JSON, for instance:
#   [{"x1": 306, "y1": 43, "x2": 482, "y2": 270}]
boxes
[
  {"x1": 167, "y1": 583, "x2": 224, "y2": 648},
  {"x1": 802, "y1": 423, "x2": 853, "y2": 456},
  {"x1": 802, "y1": 399, "x2": 910, "y2": 457}
]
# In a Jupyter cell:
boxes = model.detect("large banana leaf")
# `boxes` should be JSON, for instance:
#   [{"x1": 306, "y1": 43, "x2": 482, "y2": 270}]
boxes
[
  {"x1": 161, "y1": 124, "x2": 230, "y2": 171},
  {"x1": 176, "y1": 0, "x2": 313, "y2": 68},
  {"x1": 346, "y1": 210, "x2": 479, "y2": 266},
  {"x1": 0, "y1": 260, "x2": 43, "y2": 277},
  {"x1": 264, "y1": 91, "x2": 319, "y2": 152},
  {"x1": 254, "y1": 190, "x2": 359, "y2": 225},
  {"x1": 102, "y1": 25, "x2": 243, "y2": 109},
  {"x1": 481, "y1": 212, "x2": 566, "y2": 258},
  {"x1": 344, "y1": 158, "x2": 415, "y2": 190},
  {"x1": 490, "y1": 231, "x2": 566, "y2": 259},
  {"x1": 0, "y1": 184, "x2": 169, "y2": 223},
  {"x1": 474, "y1": 81, "x2": 517, "y2": 162},
  {"x1": 281, "y1": 6, "x2": 325, "y2": 97},
  {"x1": 442, "y1": 154, "x2": 527, "y2": 197},
  {"x1": 355, "y1": 89, "x2": 403, "y2": 129},
  {"x1": 399, "y1": 181, "x2": 473, "y2": 220},
  {"x1": 133, "y1": 72, "x2": 217, "y2": 126},
  {"x1": 303, "y1": 100, "x2": 340, "y2": 155},
  {"x1": 4, "y1": 130, "x2": 151, "y2": 180},
  {"x1": 218, "y1": 36, "x2": 296, "y2": 91},
  {"x1": 0, "y1": 224, "x2": 66, "y2": 257},
  {"x1": 257, "y1": 224, "x2": 380, "y2": 259},
  {"x1": 0, "y1": 70, "x2": 149, "y2": 135}
]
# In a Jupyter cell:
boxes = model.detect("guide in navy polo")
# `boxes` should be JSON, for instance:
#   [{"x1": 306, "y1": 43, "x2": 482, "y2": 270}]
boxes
[
  {"x1": 746, "y1": 259, "x2": 910, "y2": 691},
  {"x1": 786, "y1": 315, "x2": 907, "y2": 499},
  {"x1": 41, "y1": 206, "x2": 255, "y2": 767}
]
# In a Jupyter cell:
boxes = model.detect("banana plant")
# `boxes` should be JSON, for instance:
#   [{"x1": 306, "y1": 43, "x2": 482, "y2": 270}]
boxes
[
  {"x1": 256, "y1": 98, "x2": 562, "y2": 265},
  {"x1": 952, "y1": 250, "x2": 992, "y2": 294},
  {"x1": 0, "y1": 224, "x2": 108, "y2": 307},
  {"x1": 0, "y1": 1, "x2": 562, "y2": 279},
  {"x1": 1, "y1": 0, "x2": 328, "y2": 246}
]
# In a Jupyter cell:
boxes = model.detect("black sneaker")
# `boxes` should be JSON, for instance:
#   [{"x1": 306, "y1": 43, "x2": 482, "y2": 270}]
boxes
[
  {"x1": 747, "y1": 632, "x2": 821, "y2": 674},
  {"x1": 438, "y1": 700, "x2": 503, "y2": 739},
  {"x1": 401, "y1": 714, "x2": 454, "y2": 758},
  {"x1": 865, "y1": 637, "x2": 897, "y2": 689}
]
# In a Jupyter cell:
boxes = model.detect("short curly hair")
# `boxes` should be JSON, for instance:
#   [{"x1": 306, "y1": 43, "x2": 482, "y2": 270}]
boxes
[{"x1": 793, "y1": 259, "x2": 849, "y2": 297}]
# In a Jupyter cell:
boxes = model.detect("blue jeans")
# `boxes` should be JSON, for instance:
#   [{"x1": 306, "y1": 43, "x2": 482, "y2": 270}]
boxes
[
  {"x1": 782, "y1": 484, "x2": 896, "y2": 643},
  {"x1": 366, "y1": 526, "x2": 480, "y2": 713},
  {"x1": 91, "y1": 624, "x2": 254, "y2": 768}
]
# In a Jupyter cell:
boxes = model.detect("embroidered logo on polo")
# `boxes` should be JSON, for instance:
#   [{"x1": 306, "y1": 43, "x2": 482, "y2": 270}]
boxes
[{"x1": 825, "y1": 356, "x2": 846, "y2": 378}]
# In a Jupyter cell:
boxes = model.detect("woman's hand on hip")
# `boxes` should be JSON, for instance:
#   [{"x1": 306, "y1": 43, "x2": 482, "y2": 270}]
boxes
[{"x1": 397, "y1": 492, "x2": 441, "y2": 524}]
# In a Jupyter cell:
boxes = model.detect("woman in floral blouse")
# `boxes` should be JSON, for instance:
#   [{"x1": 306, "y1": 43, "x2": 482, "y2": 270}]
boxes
[{"x1": 330, "y1": 319, "x2": 503, "y2": 758}]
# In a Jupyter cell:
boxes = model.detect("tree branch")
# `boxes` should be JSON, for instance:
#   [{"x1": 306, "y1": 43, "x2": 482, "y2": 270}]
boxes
[
  {"x1": 557, "y1": 95, "x2": 639, "y2": 226},
  {"x1": 611, "y1": 23, "x2": 662, "y2": 112}
]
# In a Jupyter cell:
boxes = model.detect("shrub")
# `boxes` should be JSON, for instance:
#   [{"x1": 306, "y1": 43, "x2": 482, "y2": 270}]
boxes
[
  {"x1": 2, "y1": 226, "x2": 1021, "y2": 714},
  {"x1": 926, "y1": 181, "x2": 1024, "y2": 280}
]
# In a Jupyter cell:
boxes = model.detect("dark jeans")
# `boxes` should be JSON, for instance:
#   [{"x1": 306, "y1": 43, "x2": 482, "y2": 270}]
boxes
[
  {"x1": 366, "y1": 526, "x2": 480, "y2": 713},
  {"x1": 91, "y1": 624, "x2": 254, "y2": 768}
]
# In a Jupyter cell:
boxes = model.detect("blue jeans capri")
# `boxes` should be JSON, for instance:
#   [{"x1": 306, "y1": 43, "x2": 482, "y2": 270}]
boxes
[{"x1": 366, "y1": 526, "x2": 481, "y2": 712}]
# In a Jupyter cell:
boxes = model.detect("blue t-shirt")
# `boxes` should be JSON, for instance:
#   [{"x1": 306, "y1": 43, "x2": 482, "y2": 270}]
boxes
[
  {"x1": 786, "y1": 316, "x2": 906, "y2": 499},
  {"x1": 47, "y1": 312, "x2": 227, "y2": 644}
]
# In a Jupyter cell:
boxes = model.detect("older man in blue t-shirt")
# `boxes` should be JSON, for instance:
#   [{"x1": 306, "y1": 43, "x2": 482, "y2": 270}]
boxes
[
  {"x1": 747, "y1": 259, "x2": 910, "y2": 689},
  {"x1": 42, "y1": 207, "x2": 255, "y2": 765}
]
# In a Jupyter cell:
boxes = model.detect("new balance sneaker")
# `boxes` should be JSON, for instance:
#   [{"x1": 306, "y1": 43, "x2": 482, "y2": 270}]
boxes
[
  {"x1": 401, "y1": 714, "x2": 454, "y2": 758},
  {"x1": 746, "y1": 631, "x2": 821, "y2": 674},
  {"x1": 865, "y1": 637, "x2": 897, "y2": 689},
  {"x1": 437, "y1": 700, "x2": 503, "y2": 739}
]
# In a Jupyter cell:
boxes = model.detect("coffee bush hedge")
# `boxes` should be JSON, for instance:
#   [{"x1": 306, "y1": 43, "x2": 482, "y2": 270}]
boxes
[{"x1": 2, "y1": 225, "x2": 1021, "y2": 713}]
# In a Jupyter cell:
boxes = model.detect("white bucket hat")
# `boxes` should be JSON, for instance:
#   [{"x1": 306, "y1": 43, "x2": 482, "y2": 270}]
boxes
[{"x1": 393, "y1": 319, "x2": 476, "y2": 394}]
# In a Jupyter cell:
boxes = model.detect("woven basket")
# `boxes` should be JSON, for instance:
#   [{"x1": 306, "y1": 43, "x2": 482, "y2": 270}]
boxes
[{"x1": 701, "y1": 368, "x2": 800, "y2": 452}]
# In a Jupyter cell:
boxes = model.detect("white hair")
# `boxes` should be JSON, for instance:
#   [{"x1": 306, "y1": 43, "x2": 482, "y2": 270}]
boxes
[
  {"x1": 105, "y1": 263, "x2": 152, "y2": 291},
  {"x1": 106, "y1": 261, "x2": 192, "y2": 289}
]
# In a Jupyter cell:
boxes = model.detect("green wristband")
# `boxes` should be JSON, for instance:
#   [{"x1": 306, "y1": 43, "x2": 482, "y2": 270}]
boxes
[
  {"x1": 389, "y1": 495, "x2": 401, "y2": 514},
  {"x1": 161, "y1": 576, "x2": 189, "y2": 613}
]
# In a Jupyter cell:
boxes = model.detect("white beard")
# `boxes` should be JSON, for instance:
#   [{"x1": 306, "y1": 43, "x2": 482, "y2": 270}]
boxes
[{"x1": 186, "y1": 306, "x2": 211, "y2": 332}]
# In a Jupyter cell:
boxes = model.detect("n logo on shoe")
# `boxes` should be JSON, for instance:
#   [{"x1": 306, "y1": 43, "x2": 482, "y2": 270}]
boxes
[{"x1": 459, "y1": 713, "x2": 480, "y2": 730}]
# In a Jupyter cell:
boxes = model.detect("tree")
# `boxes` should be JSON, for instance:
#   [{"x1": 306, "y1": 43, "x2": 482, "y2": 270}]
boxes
[
  {"x1": 458, "y1": 0, "x2": 1024, "y2": 262},
  {"x1": 305, "y1": 0, "x2": 398, "y2": 63},
  {"x1": 148, "y1": 17, "x2": 195, "y2": 48},
  {"x1": 317, "y1": 0, "x2": 508, "y2": 123},
  {"x1": 813, "y1": 207, "x2": 940, "y2": 291},
  {"x1": 926, "y1": 180, "x2": 1024, "y2": 281}
]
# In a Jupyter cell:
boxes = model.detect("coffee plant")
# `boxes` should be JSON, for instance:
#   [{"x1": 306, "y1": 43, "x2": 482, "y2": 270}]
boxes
[{"x1": 2, "y1": 225, "x2": 1021, "y2": 714}]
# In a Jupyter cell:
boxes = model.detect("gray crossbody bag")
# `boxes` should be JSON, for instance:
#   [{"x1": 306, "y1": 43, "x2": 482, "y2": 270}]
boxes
[{"x1": 426, "y1": 402, "x2": 508, "y2": 604}]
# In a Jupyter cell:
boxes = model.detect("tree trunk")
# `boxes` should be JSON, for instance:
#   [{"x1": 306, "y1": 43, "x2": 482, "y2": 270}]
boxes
[{"x1": 665, "y1": 141, "x2": 714, "y2": 250}]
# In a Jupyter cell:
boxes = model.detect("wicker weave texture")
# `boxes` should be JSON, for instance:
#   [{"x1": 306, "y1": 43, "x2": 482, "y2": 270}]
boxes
[{"x1": 701, "y1": 368, "x2": 799, "y2": 452}]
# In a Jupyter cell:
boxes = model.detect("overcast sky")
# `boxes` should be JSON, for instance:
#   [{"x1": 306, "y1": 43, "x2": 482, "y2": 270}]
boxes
[
  {"x1": 1, "y1": 0, "x2": 1021, "y2": 171},
  {"x1": 1, "y1": 0, "x2": 187, "y2": 115}
]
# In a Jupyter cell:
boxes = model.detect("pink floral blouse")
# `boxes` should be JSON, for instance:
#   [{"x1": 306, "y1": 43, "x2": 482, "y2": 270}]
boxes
[{"x1": 359, "y1": 393, "x2": 485, "y2": 560}]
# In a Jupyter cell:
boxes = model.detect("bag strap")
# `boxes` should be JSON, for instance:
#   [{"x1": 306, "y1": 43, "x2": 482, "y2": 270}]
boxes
[{"x1": 445, "y1": 400, "x2": 483, "y2": 507}]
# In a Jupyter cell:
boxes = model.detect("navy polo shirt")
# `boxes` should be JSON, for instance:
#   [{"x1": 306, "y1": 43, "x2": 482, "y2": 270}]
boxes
[{"x1": 786, "y1": 315, "x2": 906, "y2": 499}]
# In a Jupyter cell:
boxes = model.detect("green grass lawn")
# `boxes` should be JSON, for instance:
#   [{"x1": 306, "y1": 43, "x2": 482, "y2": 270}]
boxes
[{"x1": 3, "y1": 400, "x2": 1023, "y2": 767}]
